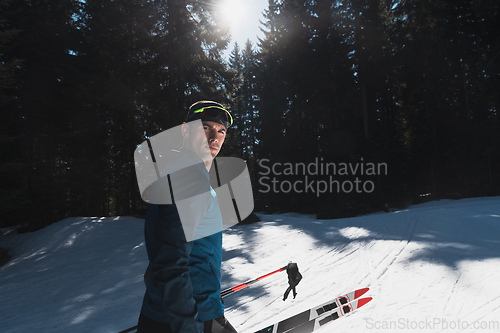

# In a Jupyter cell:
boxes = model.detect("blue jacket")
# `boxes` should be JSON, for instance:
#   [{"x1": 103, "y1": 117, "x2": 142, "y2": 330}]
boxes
[{"x1": 140, "y1": 148, "x2": 224, "y2": 333}]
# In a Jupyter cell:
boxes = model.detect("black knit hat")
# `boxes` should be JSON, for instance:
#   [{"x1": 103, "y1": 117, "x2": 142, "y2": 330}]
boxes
[{"x1": 186, "y1": 101, "x2": 233, "y2": 129}]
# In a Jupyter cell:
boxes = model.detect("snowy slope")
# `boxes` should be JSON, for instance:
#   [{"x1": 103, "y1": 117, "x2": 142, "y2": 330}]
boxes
[{"x1": 1, "y1": 197, "x2": 500, "y2": 333}]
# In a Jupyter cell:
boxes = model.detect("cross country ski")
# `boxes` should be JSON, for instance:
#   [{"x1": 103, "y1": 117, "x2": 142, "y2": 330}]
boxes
[
  {"x1": 254, "y1": 288, "x2": 371, "y2": 333},
  {"x1": 282, "y1": 297, "x2": 372, "y2": 333}
]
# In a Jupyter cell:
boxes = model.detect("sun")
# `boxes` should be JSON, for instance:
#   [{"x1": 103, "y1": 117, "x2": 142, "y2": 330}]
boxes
[{"x1": 219, "y1": 0, "x2": 247, "y2": 28}]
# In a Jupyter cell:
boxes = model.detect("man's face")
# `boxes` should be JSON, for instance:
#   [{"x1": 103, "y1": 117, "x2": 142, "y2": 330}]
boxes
[
  {"x1": 203, "y1": 121, "x2": 226, "y2": 158},
  {"x1": 183, "y1": 120, "x2": 226, "y2": 161}
]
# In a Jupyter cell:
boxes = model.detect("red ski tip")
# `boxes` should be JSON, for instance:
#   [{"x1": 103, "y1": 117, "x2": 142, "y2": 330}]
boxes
[
  {"x1": 354, "y1": 287, "x2": 369, "y2": 299},
  {"x1": 357, "y1": 297, "x2": 373, "y2": 308}
]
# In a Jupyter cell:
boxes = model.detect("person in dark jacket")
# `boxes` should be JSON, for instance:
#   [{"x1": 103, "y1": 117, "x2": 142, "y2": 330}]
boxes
[{"x1": 137, "y1": 101, "x2": 237, "y2": 333}]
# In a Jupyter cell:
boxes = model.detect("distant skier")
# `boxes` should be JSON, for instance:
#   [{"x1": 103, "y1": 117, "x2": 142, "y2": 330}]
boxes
[
  {"x1": 283, "y1": 262, "x2": 302, "y2": 301},
  {"x1": 137, "y1": 101, "x2": 237, "y2": 333}
]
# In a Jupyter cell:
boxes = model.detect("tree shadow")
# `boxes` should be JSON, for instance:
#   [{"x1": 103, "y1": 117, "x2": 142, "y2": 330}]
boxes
[
  {"x1": 220, "y1": 198, "x2": 500, "y2": 315},
  {"x1": 261, "y1": 198, "x2": 500, "y2": 270}
]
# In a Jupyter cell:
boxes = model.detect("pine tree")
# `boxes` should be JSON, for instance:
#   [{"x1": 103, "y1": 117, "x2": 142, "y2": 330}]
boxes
[
  {"x1": 241, "y1": 40, "x2": 259, "y2": 160},
  {"x1": 0, "y1": 0, "x2": 81, "y2": 229},
  {"x1": 0, "y1": 0, "x2": 236, "y2": 227},
  {"x1": 228, "y1": 41, "x2": 244, "y2": 157},
  {"x1": 0, "y1": 0, "x2": 23, "y2": 227}
]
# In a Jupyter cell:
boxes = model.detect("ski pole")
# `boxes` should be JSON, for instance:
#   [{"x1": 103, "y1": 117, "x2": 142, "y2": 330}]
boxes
[
  {"x1": 118, "y1": 264, "x2": 292, "y2": 333},
  {"x1": 220, "y1": 264, "x2": 288, "y2": 298}
]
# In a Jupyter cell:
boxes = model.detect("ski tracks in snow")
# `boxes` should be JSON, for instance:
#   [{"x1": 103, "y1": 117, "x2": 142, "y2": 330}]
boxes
[{"x1": 358, "y1": 214, "x2": 419, "y2": 286}]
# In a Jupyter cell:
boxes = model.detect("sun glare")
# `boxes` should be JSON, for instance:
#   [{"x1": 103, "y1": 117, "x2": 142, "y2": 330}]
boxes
[{"x1": 219, "y1": 0, "x2": 246, "y2": 28}]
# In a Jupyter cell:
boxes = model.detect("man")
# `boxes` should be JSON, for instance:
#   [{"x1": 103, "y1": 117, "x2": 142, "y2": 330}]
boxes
[{"x1": 137, "y1": 101, "x2": 237, "y2": 333}]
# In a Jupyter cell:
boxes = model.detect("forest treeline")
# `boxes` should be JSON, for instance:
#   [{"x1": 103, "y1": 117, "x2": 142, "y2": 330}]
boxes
[{"x1": 1, "y1": 0, "x2": 499, "y2": 230}]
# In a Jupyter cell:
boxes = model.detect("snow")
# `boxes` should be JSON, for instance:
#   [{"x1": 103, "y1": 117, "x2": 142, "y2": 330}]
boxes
[{"x1": 1, "y1": 197, "x2": 500, "y2": 332}]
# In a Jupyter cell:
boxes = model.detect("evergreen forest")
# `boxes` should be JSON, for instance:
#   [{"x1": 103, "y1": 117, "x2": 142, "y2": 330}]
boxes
[{"x1": 1, "y1": 0, "x2": 499, "y2": 231}]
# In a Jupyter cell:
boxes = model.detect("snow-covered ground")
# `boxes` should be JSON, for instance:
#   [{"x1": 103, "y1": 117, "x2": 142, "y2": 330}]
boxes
[{"x1": 1, "y1": 197, "x2": 500, "y2": 333}]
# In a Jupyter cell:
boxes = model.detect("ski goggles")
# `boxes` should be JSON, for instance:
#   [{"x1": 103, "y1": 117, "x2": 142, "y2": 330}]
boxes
[{"x1": 190, "y1": 106, "x2": 233, "y2": 128}]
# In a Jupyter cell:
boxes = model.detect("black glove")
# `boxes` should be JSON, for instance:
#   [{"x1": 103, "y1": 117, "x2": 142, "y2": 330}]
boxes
[
  {"x1": 204, "y1": 316, "x2": 237, "y2": 333},
  {"x1": 283, "y1": 262, "x2": 302, "y2": 301}
]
